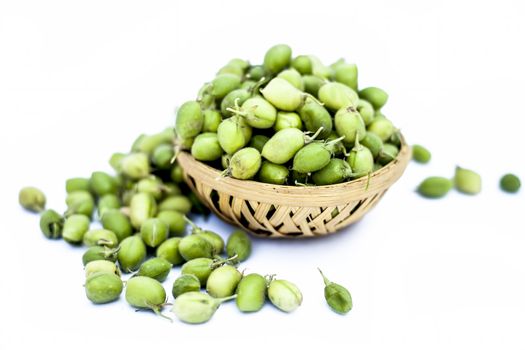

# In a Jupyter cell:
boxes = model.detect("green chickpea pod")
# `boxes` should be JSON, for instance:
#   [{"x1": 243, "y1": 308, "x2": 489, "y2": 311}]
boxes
[
  {"x1": 318, "y1": 268, "x2": 352, "y2": 314},
  {"x1": 500, "y1": 174, "x2": 520, "y2": 193},
  {"x1": 171, "y1": 291, "x2": 236, "y2": 324},
  {"x1": 125, "y1": 276, "x2": 170, "y2": 320},
  {"x1": 454, "y1": 166, "x2": 482, "y2": 195},
  {"x1": 417, "y1": 177, "x2": 453, "y2": 198},
  {"x1": 267, "y1": 278, "x2": 302, "y2": 313},
  {"x1": 185, "y1": 217, "x2": 225, "y2": 254},
  {"x1": 19, "y1": 186, "x2": 46, "y2": 213}
]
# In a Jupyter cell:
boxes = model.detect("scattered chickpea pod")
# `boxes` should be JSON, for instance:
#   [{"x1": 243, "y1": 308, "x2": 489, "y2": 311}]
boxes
[
  {"x1": 134, "y1": 257, "x2": 173, "y2": 282},
  {"x1": 185, "y1": 216, "x2": 225, "y2": 254},
  {"x1": 226, "y1": 230, "x2": 252, "y2": 262},
  {"x1": 172, "y1": 274, "x2": 201, "y2": 298},
  {"x1": 83, "y1": 229, "x2": 119, "y2": 248},
  {"x1": 39, "y1": 209, "x2": 63, "y2": 239},
  {"x1": 268, "y1": 277, "x2": 303, "y2": 313},
  {"x1": 417, "y1": 177, "x2": 453, "y2": 199},
  {"x1": 101, "y1": 209, "x2": 132, "y2": 242},
  {"x1": 65, "y1": 178, "x2": 91, "y2": 194},
  {"x1": 118, "y1": 235, "x2": 147, "y2": 273},
  {"x1": 318, "y1": 268, "x2": 352, "y2": 315},
  {"x1": 85, "y1": 272, "x2": 123, "y2": 304},
  {"x1": 236, "y1": 273, "x2": 267, "y2": 313},
  {"x1": 97, "y1": 194, "x2": 121, "y2": 216},
  {"x1": 82, "y1": 246, "x2": 119, "y2": 266},
  {"x1": 65, "y1": 190, "x2": 95, "y2": 218},
  {"x1": 206, "y1": 265, "x2": 242, "y2": 298},
  {"x1": 454, "y1": 166, "x2": 481, "y2": 195},
  {"x1": 85, "y1": 260, "x2": 121, "y2": 278},
  {"x1": 125, "y1": 276, "x2": 170, "y2": 320},
  {"x1": 172, "y1": 291, "x2": 236, "y2": 324},
  {"x1": 140, "y1": 218, "x2": 169, "y2": 248},
  {"x1": 156, "y1": 237, "x2": 184, "y2": 265},
  {"x1": 62, "y1": 214, "x2": 90, "y2": 244},
  {"x1": 411, "y1": 144, "x2": 431, "y2": 164},
  {"x1": 19, "y1": 186, "x2": 46, "y2": 213},
  {"x1": 500, "y1": 174, "x2": 520, "y2": 193}
]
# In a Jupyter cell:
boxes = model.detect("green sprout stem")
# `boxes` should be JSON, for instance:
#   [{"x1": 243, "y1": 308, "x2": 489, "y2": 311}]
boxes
[{"x1": 317, "y1": 268, "x2": 331, "y2": 287}]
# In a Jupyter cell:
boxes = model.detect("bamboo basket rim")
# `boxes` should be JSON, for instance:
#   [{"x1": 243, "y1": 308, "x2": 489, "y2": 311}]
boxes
[{"x1": 177, "y1": 137, "x2": 411, "y2": 207}]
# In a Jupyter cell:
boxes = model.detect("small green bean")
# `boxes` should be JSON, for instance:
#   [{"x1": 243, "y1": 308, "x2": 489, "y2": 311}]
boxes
[
  {"x1": 172, "y1": 274, "x2": 201, "y2": 298},
  {"x1": 411, "y1": 144, "x2": 431, "y2": 164},
  {"x1": 19, "y1": 186, "x2": 46, "y2": 213},
  {"x1": 156, "y1": 237, "x2": 184, "y2": 266},
  {"x1": 500, "y1": 174, "x2": 521, "y2": 193},
  {"x1": 39, "y1": 209, "x2": 63, "y2": 239},
  {"x1": 454, "y1": 166, "x2": 481, "y2": 195},
  {"x1": 85, "y1": 272, "x2": 123, "y2": 304},
  {"x1": 62, "y1": 214, "x2": 90, "y2": 244},
  {"x1": 417, "y1": 177, "x2": 453, "y2": 198},
  {"x1": 135, "y1": 257, "x2": 173, "y2": 282},
  {"x1": 118, "y1": 235, "x2": 147, "y2": 273}
]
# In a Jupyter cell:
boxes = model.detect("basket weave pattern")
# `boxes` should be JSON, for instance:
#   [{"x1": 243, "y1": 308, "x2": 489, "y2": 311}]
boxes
[{"x1": 178, "y1": 142, "x2": 411, "y2": 238}]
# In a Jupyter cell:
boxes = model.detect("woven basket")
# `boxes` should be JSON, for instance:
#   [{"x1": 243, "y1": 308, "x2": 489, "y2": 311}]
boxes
[{"x1": 177, "y1": 139, "x2": 411, "y2": 238}]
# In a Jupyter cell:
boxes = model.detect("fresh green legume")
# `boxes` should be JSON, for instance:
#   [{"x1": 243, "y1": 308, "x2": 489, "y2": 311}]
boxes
[
  {"x1": 318, "y1": 268, "x2": 352, "y2": 314},
  {"x1": 226, "y1": 230, "x2": 251, "y2": 262},
  {"x1": 135, "y1": 257, "x2": 173, "y2": 282},
  {"x1": 101, "y1": 209, "x2": 132, "y2": 242},
  {"x1": 236, "y1": 273, "x2": 267, "y2": 312},
  {"x1": 411, "y1": 144, "x2": 431, "y2": 164},
  {"x1": 206, "y1": 265, "x2": 242, "y2": 298},
  {"x1": 500, "y1": 173, "x2": 521, "y2": 193},
  {"x1": 85, "y1": 272, "x2": 123, "y2": 304},
  {"x1": 417, "y1": 177, "x2": 453, "y2": 198},
  {"x1": 18, "y1": 187, "x2": 46, "y2": 213},
  {"x1": 118, "y1": 235, "x2": 147, "y2": 272},
  {"x1": 140, "y1": 218, "x2": 169, "y2": 248},
  {"x1": 171, "y1": 291, "x2": 235, "y2": 324},
  {"x1": 62, "y1": 214, "x2": 90, "y2": 244},
  {"x1": 82, "y1": 245, "x2": 119, "y2": 266},
  {"x1": 172, "y1": 274, "x2": 201, "y2": 298},
  {"x1": 454, "y1": 166, "x2": 481, "y2": 195},
  {"x1": 268, "y1": 278, "x2": 302, "y2": 312}
]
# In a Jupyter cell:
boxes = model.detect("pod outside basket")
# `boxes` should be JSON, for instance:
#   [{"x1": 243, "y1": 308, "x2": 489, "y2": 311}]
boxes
[{"x1": 177, "y1": 140, "x2": 411, "y2": 238}]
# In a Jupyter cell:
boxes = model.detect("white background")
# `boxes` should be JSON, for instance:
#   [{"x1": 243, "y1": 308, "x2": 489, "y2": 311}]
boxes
[{"x1": 1, "y1": 0, "x2": 524, "y2": 349}]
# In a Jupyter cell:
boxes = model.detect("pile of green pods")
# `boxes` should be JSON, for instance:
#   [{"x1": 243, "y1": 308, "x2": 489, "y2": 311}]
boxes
[
  {"x1": 20, "y1": 128, "x2": 357, "y2": 323},
  {"x1": 175, "y1": 44, "x2": 403, "y2": 186}
]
